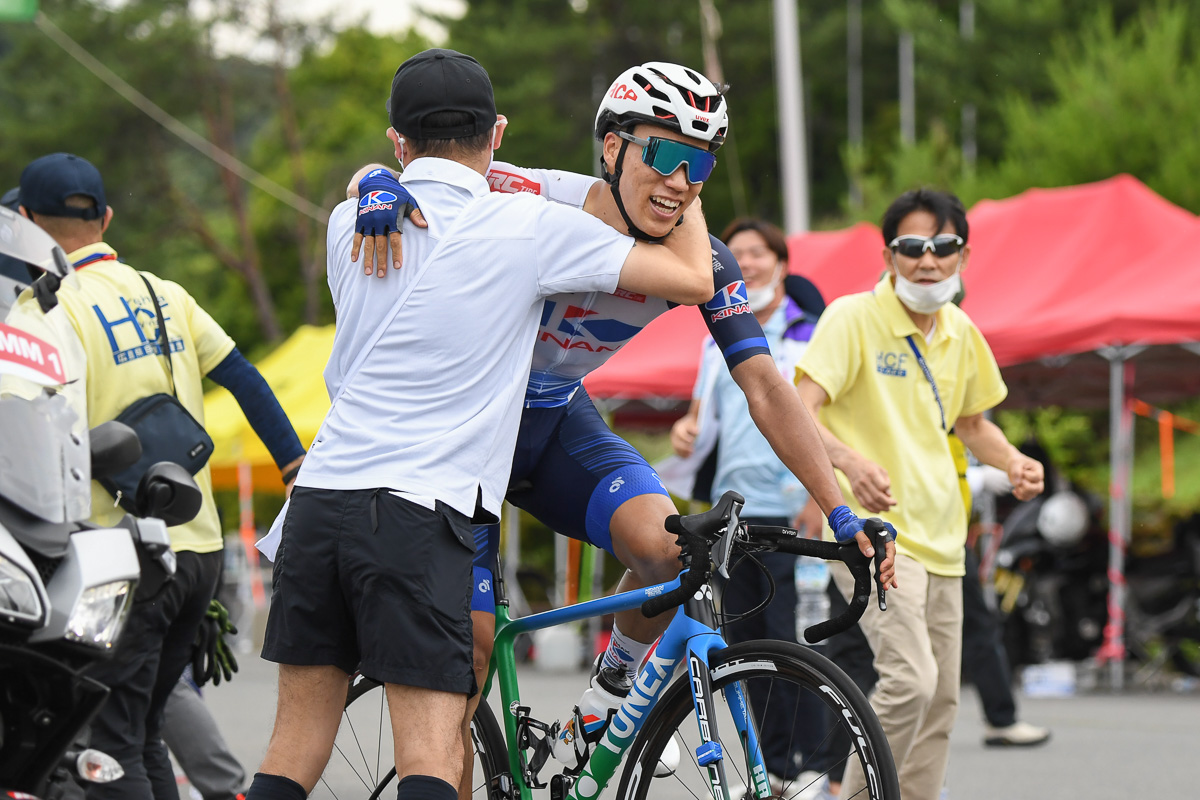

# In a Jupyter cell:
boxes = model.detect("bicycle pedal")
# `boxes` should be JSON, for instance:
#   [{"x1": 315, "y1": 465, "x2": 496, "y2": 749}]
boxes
[
  {"x1": 490, "y1": 772, "x2": 517, "y2": 800},
  {"x1": 549, "y1": 773, "x2": 575, "y2": 800}
]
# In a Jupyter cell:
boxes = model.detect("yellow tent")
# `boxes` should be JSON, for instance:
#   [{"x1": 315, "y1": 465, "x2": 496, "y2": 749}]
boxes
[{"x1": 203, "y1": 324, "x2": 334, "y2": 491}]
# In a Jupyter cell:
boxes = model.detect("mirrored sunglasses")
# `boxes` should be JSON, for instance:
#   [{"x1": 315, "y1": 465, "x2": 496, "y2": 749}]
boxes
[
  {"x1": 617, "y1": 132, "x2": 717, "y2": 184},
  {"x1": 888, "y1": 234, "x2": 964, "y2": 259}
]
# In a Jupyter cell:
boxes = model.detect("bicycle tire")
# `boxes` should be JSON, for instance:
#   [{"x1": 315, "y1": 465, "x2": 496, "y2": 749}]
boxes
[
  {"x1": 316, "y1": 674, "x2": 508, "y2": 799},
  {"x1": 615, "y1": 639, "x2": 900, "y2": 800}
]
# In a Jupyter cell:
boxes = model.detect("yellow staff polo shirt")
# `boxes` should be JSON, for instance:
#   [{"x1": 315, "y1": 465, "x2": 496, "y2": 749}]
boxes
[
  {"x1": 7, "y1": 243, "x2": 234, "y2": 554},
  {"x1": 795, "y1": 276, "x2": 1007, "y2": 576}
]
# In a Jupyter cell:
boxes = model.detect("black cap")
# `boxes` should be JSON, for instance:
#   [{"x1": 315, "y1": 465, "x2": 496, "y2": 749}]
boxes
[
  {"x1": 1, "y1": 187, "x2": 19, "y2": 211},
  {"x1": 19, "y1": 153, "x2": 107, "y2": 220},
  {"x1": 387, "y1": 49, "x2": 497, "y2": 139}
]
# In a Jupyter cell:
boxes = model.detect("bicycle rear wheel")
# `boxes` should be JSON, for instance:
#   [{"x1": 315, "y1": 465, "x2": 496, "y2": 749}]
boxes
[
  {"x1": 315, "y1": 673, "x2": 508, "y2": 799},
  {"x1": 617, "y1": 640, "x2": 899, "y2": 800}
]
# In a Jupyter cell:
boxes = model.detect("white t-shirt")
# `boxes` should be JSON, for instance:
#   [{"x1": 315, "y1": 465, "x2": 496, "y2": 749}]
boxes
[{"x1": 296, "y1": 158, "x2": 632, "y2": 520}]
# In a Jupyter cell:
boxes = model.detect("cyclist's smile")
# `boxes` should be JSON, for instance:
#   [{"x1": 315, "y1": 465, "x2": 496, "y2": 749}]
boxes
[{"x1": 607, "y1": 123, "x2": 707, "y2": 238}]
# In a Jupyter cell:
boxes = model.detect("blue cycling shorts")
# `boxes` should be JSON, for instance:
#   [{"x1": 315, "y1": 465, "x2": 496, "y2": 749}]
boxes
[{"x1": 471, "y1": 389, "x2": 669, "y2": 613}]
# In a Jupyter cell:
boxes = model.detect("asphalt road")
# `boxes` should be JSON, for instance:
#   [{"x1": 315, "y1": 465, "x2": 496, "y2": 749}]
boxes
[{"x1": 197, "y1": 629, "x2": 1199, "y2": 800}]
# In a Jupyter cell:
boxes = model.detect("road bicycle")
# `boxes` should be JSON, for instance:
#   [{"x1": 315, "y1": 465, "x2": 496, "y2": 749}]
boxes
[{"x1": 321, "y1": 491, "x2": 900, "y2": 799}]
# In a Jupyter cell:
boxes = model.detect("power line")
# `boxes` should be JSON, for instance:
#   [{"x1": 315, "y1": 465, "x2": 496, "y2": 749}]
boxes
[{"x1": 33, "y1": 11, "x2": 329, "y2": 225}]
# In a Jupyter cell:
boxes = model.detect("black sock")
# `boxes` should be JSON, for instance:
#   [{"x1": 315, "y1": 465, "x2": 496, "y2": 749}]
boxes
[
  {"x1": 396, "y1": 774, "x2": 457, "y2": 800},
  {"x1": 245, "y1": 772, "x2": 307, "y2": 800}
]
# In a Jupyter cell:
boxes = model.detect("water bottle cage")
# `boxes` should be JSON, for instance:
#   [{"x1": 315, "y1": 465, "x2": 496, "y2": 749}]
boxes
[
  {"x1": 513, "y1": 705, "x2": 555, "y2": 789},
  {"x1": 554, "y1": 704, "x2": 617, "y2": 775}
]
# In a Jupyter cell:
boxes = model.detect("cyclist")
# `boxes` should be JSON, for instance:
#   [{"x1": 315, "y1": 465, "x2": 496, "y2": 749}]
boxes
[{"x1": 353, "y1": 62, "x2": 898, "y2": 778}]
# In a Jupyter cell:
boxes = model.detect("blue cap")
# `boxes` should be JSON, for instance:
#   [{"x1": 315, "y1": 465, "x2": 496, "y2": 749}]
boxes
[{"x1": 19, "y1": 153, "x2": 107, "y2": 220}]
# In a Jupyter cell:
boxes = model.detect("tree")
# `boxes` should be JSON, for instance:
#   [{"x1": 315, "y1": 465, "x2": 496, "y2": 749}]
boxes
[
  {"x1": 0, "y1": 0, "x2": 288, "y2": 346},
  {"x1": 986, "y1": 2, "x2": 1200, "y2": 212}
]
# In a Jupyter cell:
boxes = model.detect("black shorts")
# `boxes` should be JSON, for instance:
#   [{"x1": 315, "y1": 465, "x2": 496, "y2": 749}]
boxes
[{"x1": 262, "y1": 486, "x2": 476, "y2": 694}]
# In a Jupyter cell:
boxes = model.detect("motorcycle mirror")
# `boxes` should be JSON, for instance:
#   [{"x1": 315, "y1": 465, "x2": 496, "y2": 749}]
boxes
[
  {"x1": 0, "y1": 205, "x2": 72, "y2": 278},
  {"x1": 90, "y1": 421, "x2": 143, "y2": 478},
  {"x1": 135, "y1": 462, "x2": 202, "y2": 526}
]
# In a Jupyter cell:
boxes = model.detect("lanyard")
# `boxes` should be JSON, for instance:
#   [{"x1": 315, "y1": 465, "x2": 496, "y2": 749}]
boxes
[
  {"x1": 72, "y1": 252, "x2": 118, "y2": 269},
  {"x1": 905, "y1": 335, "x2": 946, "y2": 431}
]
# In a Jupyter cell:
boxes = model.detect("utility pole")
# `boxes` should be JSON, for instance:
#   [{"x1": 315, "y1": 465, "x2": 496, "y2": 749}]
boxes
[
  {"x1": 960, "y1": 1, "x2": 977, "y2": 171},
  {"x1": 899, "y1": 30, "x2": 915, "y2": 145},
  {"x1": 847, "y1": 0, "x2": 863, "y2": 208},
  {"x1": 773, "y1": 0, "x2": 810, "y2": 233},
  {"x1": 698, "y1": 0, "x2": 748, "y2": 217}
]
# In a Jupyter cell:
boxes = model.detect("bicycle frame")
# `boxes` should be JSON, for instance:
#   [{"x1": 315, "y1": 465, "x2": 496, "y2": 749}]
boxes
[{"x1": 487, "y1": 570, "x2": 766, "y2": 800}]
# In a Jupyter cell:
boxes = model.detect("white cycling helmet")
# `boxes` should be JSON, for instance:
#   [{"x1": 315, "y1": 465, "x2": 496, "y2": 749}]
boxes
[
  {"x1": 594, "y1": 62, "x2": 729, "y2": 150},
  {"x1": 1037, "y1": 491, "x2": 1090, "y2": 547}
]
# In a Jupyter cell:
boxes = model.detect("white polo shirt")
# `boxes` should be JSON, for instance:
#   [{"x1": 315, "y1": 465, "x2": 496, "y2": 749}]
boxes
[{"x1": 296, "y1": 157, "x2": 633, "y2": 520}]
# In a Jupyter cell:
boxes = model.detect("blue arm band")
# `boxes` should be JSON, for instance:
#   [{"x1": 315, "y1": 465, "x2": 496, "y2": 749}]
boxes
[
  {"x1": 827, "y1": 505, "x2": 855, "y2": 532},
  {"x1": 207, "y1": 349, "x2": 305, "y2": 470}
]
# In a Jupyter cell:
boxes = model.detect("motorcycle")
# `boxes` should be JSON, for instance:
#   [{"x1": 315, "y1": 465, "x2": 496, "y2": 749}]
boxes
[
  {"x1": 0, "y1": 206, "x2": 203, "y2": 798},
  {"x1": 992, "y1": 484, "x2": 1200, "y2": 680},
  {"x1": 991, "y1": 490, "x2": 1109, "y2": 668}
]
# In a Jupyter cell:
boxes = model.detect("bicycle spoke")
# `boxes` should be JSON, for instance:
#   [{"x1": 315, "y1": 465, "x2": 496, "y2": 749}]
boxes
[
  {"x1": 375, "y1": 693, "x2": 384, "y2": 784},
  {"x1": 343, "y1": 706, "x2": 379, "y2": 788},
  {"x1": 619, "y1": 642, "x2": 898, "y2": 800},
  {"x1": 666, "y1": 760, "x2": 711, "y2": 800},
  {"x1": 320, "y1": 682, "x2": 502, "y2": 798}
]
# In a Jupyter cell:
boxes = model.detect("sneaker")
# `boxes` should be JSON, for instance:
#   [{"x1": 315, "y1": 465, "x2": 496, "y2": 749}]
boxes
[
  {"x1": 792, "y1": 772, "x2": 838, "y2": 800},
  {"x1": 983, "y1": 720, "x2": 1051, "y2": 747}
]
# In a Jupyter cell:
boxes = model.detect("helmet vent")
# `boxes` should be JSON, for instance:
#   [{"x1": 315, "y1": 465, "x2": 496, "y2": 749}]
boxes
[
  {"x1": 692, "y1": 120, "x2": 709, "y2": 132},
  {"x1": 633, "y1": 74, "x2": 670, "y2": 103},
  {"x1": 683, "y1": 68, "x2": 703, "y2": 84},
  {"x1": 651, "y1": 105, "x2": 678, "y2": 121}
]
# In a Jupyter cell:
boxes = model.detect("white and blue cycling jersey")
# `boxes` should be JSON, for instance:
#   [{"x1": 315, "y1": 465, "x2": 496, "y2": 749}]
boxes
[
  {"x1": 465, "y1": 163, "x2": 774, "y2": 613},
  {"x1": 487, "y1": 162, "x2": 772, "y2": 408}
]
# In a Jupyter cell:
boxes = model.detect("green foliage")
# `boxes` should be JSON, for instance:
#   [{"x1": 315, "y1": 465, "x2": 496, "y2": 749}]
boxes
[
  {"x1": 245, "y1": 26, "x2": 433, "y2": 336},
  {"x1": 995, "y1": 399, "x2": 1200, "y2": 517},
  {"x1": 995, "y1": 407, "x2": 1111, "y2": 494},
  {"x1": 986, "y1": 2, "x2": 1200, "y2": 212},
  {"x1": 861, "y1": 1, "x2": 1200, "y2": 214}
]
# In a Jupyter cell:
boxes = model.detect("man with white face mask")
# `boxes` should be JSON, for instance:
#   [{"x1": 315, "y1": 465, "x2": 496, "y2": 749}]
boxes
[{"x1": 795, "y1": 189, "x2": 1044, "y2": 800}]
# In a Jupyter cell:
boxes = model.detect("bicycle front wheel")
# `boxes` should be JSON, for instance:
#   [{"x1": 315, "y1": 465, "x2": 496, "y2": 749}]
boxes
[
  {"x1": 617, "y1": 640, "x2": 899, "y2": 800},
  {"x1": 316, "y1": 673, "x2": 508, "y2": 799}
]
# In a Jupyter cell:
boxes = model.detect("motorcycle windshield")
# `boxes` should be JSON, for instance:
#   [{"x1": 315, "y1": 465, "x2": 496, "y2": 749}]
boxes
[
  {"x1": 0, "y1": 206, "x2": 71, "y2": 278},
  {"x1": 0, "y1": 389, "x2": 91, "y2": 524}
]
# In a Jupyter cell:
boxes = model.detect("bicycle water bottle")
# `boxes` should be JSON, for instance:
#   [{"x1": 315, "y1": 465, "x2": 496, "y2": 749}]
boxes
[
  {"x1": 794, "y1": 558, "x2": 831, "y2": 644},
  {"x1": 551, "y1": 664, "x2": 629, "y2": 767}
]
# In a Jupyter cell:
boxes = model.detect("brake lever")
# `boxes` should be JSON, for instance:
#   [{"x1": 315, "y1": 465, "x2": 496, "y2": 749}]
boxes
[
  {"x1": 714, "y1": 504, "x2": 741, "y2": 580},
  {"x1": 866, "y1": 519, "x2": 888, "y2": 611}
]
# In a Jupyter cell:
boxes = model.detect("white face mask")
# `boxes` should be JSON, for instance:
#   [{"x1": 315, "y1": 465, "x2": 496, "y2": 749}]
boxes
[
  {"x1": 746, "y1": 264, "x2": 782, "y2": 312},
  {"x1": 893, "y1": 270, "x2": 961, "y2": 314}
]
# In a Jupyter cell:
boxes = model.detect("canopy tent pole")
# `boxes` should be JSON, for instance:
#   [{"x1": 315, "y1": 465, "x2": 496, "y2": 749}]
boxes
[
  {"x1": 1096, "y1": 345, "x2": 1144, "y2": 689},
  {"x1": 236, "y1": 460, "x2": 266, "y2": 617}
]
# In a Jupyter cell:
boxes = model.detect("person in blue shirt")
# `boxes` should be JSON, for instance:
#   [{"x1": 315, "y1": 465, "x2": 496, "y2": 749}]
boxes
[{"x1": 667, "y1": 217, "x2": 829, "y2": 793}]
